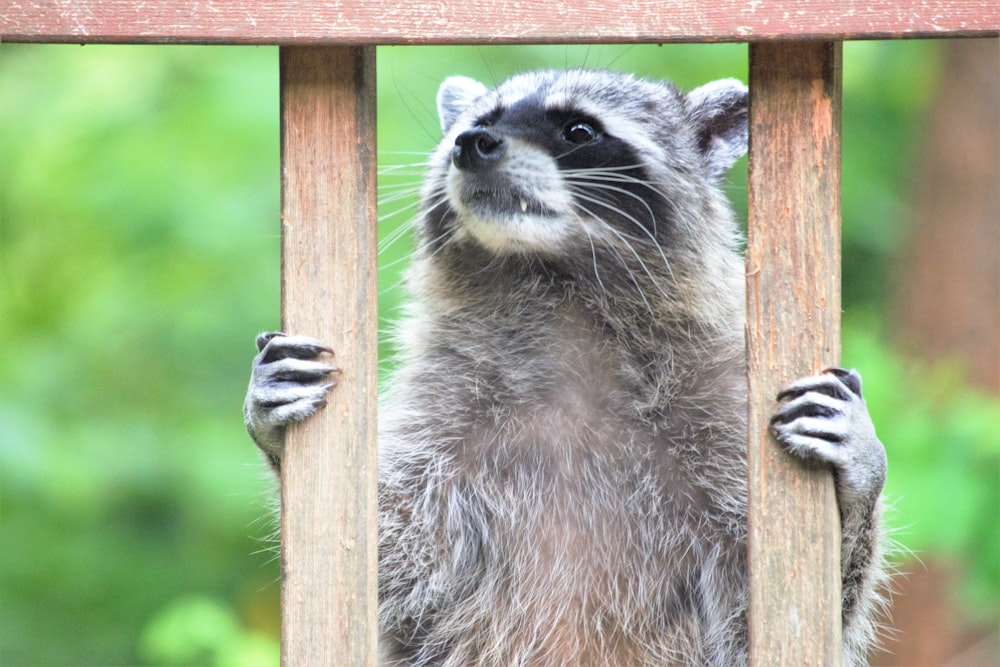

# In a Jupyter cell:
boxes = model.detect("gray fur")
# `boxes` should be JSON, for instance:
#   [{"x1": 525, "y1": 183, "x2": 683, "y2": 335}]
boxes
[{"x1": 245, "y1": 69, "x2": 887, "y2": 665}]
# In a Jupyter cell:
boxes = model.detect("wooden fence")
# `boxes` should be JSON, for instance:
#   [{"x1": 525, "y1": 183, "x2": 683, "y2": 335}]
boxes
[{"x1": 4, "y1": 2, "x2": 997, "y2": 665}]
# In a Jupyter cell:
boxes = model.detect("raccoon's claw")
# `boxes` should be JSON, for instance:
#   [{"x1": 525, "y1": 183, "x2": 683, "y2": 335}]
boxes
[
  {"x1": 823, "y1": 366, "x2": 863, "y2": 397},
  {"x1": 255, "y1": 331, "x2": 335, "y2": 360},
  {"x1": 244, "y1": 332, "x2": 340, "y2": 462},
  {"x1": 770, "y1": 368, "x2": 886, "y2": 503}
]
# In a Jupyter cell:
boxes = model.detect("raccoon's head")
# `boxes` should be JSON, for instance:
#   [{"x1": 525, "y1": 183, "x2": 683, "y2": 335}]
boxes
[{"x1": 418, "y1": 69, "x2": 747, "y2": 261}]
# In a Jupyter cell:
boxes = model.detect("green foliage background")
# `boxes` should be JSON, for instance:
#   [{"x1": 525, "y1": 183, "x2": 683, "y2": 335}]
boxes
[{"x1": 1, "y1": 43, "x2": 996, "y2": 665}]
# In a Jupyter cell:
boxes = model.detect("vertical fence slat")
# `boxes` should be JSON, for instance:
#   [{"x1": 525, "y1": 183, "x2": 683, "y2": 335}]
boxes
[
  {"x1": 279, "y1": 45, "x2": 378, "y2": 666},
  {"x1": 746, "y1": 41, "x2": 843, "y2": 665}
]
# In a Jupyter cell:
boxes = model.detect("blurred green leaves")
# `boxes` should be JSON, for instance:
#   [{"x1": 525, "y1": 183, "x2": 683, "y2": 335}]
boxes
[
  {"x1": 138, "y1": 596, "x2": 279, "y2": 667},
  {"x1": 1, "y1": 45, "x2": 282, "y2": 665}
]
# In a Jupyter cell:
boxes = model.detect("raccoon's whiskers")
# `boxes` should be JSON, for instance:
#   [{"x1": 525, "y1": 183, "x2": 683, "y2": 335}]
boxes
[
  {"x1": 380, "y1": 188, "x2": 450, "y2": 257},
  {"x1": 565, "y1": 166, "x2": 683, "y2": 211},
  {"x1": 569, "y1": 189, "x2": 675, "y2": 299},
  {"x1": 573, "y1": 202, "x2": 657, "y2": 314},
  {"x1": 567, "y1": 176, "x2": 660, "y2": 236},
  {"x1": 581, "y1": 225, "x2": 608, "y2": 298}
]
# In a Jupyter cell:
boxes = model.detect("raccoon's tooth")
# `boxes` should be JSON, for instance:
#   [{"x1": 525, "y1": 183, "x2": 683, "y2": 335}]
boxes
[{"x1": 520, "y1": 198, "x2": 528, "y2": 212}]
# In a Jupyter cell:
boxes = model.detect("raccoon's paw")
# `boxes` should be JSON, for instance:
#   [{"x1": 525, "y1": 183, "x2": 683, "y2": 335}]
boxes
[
  {"x1": 770, "y1": 368, "x2": 887, "y2": 505},
  {"x1": 243, "y1": 332, "x2": 340, "y2": 464}
]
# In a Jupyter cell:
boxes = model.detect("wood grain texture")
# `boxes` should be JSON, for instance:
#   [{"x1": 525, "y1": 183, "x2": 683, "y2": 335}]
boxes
[
  {"x1": 2, "y1": 0, "x2": 997, "y2": 44},
  {"x1": 279, "y1": 46, "x2": 378, "y2": 667},
  {"x1": 746, "y1": 42, "x2": 843, "y2": 666}
]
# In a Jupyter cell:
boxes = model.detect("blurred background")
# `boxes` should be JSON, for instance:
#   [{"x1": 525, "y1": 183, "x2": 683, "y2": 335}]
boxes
[{"x1": 1, "y1": 41, "x2": 997, "y2": 665}]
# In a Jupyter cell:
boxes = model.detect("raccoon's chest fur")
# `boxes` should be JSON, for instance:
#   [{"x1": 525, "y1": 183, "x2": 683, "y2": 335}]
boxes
[
  {"x1": 379, "y1": 299, "x2": 746, "y2": 666},
  {"x1": 449, "y1": 396, "x2": 714, "y2": 666}
]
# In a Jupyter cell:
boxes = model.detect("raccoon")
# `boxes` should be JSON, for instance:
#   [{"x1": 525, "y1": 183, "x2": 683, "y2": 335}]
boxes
[{"x1": 245, "y1": 69, "x2": 887, "y2": 666}]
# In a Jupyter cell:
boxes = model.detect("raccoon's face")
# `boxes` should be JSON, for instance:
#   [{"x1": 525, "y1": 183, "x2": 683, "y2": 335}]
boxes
[{"x1": 422, "y1": 70, "x2": 748, "y2": 257}]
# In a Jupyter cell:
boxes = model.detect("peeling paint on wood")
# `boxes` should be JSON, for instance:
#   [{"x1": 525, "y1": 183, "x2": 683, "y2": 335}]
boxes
[{"x1": 2, "y1": 0, "x2": 997, "y2": 44}]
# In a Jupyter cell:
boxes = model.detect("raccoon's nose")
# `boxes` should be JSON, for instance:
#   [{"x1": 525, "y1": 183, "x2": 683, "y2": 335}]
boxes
[{"x1": 452, "y1": 129, "x2": 504, "y2": 170}]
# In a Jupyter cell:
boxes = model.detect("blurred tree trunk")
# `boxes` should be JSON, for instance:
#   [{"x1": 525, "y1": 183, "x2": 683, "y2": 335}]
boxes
[
  {"x1": 875, "y1": 37, "x2": 999, "y2": 667},
  {"x1": 893, "y1": 37, "x2": 999, "y2": 393}
]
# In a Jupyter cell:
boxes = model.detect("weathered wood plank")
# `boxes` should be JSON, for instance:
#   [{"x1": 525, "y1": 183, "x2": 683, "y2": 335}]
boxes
[
  {"x1": 746, "y1": 41, "x2": 843, "y2": 665},
  {"x1": 2, "y1": 0, "x2": 996, "y2": 44},
  {"x1": 279, "y1": 45, "x2": 378, "y2": 667}
]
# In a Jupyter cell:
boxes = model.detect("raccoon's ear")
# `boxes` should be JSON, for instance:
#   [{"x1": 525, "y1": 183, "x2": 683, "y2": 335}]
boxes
[
  {"x1": 437, "y1": 76, "x2": 490, "y2": 133},
  {"x1": 685, "y1": 78, "x2": 748, "y2": 180}
]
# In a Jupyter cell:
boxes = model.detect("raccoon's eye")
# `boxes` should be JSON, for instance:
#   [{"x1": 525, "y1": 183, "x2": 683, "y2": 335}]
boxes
[{"x1": 562, "y1": 121, "x2": 598, "y2": 145}]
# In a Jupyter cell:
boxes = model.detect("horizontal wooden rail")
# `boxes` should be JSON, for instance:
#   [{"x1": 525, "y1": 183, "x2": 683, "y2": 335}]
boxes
[{"x1": 2, "y1": 0, "x2": 997, "y2": 44}]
